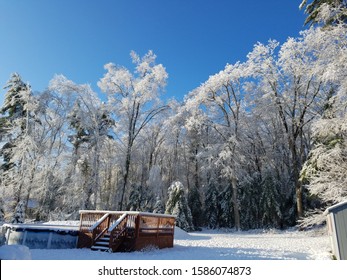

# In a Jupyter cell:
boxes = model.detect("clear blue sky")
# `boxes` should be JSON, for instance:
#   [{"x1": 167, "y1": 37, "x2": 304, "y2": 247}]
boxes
[{"x1": 0, "y1": 0, "x2": 306, "y2": 104}]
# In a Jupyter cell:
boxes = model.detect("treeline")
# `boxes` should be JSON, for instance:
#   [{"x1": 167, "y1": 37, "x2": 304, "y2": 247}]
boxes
[{"x1": 1, "y1": 18, "x2": 346, "y2": 231}]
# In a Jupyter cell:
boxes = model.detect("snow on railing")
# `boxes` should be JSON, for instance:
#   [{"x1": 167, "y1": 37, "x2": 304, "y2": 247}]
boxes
[
  {"x1": 108, "y1": 213, "x2": 127, "y2": 232},
  {"x1": 89, "y1": 213, "x2": 109, "y2": 231}
]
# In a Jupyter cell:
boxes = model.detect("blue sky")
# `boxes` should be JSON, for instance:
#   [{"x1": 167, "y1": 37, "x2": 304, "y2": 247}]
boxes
[{"x1": 0, "y1": 0, "x2": 306, "y2": 104}]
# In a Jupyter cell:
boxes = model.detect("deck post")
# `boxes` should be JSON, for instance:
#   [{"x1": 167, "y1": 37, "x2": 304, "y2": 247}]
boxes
[{"x1": 135, "y1": 214, "x2": 140, "y2": 238}]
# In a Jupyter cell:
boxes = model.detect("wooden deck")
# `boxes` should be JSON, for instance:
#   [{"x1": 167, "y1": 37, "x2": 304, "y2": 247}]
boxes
[{"x1": 77, "y1": 211, "x2": 176, "y2": 252}]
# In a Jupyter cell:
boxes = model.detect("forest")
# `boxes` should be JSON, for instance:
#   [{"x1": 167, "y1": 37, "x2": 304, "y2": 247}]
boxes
[{"x1": 0, "y1": 1, "x2": 346, "y2": 231}]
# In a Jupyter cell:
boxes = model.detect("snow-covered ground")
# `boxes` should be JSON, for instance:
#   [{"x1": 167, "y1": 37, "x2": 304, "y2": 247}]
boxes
[{"x1": 0, "y1": 224, "x2": 332, "y2": 260}]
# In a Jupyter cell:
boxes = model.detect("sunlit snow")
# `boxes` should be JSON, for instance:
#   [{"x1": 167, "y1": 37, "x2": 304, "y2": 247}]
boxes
[{"x1": 0, "y1": 225, "x2": 331, "y2": 260}]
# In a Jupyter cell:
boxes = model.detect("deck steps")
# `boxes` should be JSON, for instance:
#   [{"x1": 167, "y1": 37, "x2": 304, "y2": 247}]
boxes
[{"x1": 91, "y1": 234, "x2": 111, "y2": 252}]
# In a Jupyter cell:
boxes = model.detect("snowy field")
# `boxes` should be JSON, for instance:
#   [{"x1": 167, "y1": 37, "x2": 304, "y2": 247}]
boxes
[{"x1": 1, "y1": 224, "x2": 332, "y2": 260}]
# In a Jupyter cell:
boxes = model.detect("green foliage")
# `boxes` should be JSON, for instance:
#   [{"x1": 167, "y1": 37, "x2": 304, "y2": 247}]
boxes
[
  {"x1": 240, "y1": 174, "x2": 262, "y2": 230},
  {"x1": 11, "y1": 201, "x2": 25, "y2": 224},
  {"x1": 218, "y1": 186, "x2": 234, "y2": 228},
  {"x1": 204, "y1": 183, "x2": 219, "y2": 229},
  {"x1": 300, "y1": 0, "x2": 347, "y2": 26},
  {"x1": 165, "y1": 181, "x2": 194, "y2": 231},
  {"x1": 127, "y1": 185, "x2": 154, "y2": 212},
  {"x1": 188, "y1": 186, "x2": 203, "y2": 228},
  {"x1": 153, "y1": 196, "x2": 165, "y2": 214},
  {"x1": 259, "y1": 172, "x2": 282, "y2": 228}
]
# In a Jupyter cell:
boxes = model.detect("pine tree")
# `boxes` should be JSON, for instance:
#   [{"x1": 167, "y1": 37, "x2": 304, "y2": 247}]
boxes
[
  {"x1": 0, "y1": 73, "x2": 31, "y2": 172},
  {"x1": 165, "y1": 181, "x2": 194, "y2": 231},
  {"x1": 300, "y1": 96, "x2": 347, "y2": 226},
  {"x1": 239, "y1": 174, "x2": 262, "y2": 230},
  {"x1": 127, "y1": 185, "x2": 154, "y2": 212},
  {"x1": 153, "y1": 196, "x2": 165, "y2": 214},
  {"x1": 300, "y1": 0, "x2": 347, "y2": 26},
  {"x1": 259, "y1": 172, "x2": 282, "y2": 228},
  {"x1": 127, "y1": 185, "x2": 142, "y2": 211},
  {"x1": 11, "y1": 201, "x2": 25, "y2": 224},
  {"x1": 218, "y1": 186, "x2": 234, "y2": 228},
  {"x1": 188, "y1": 186, "x2": 202, "y2": 228},
  {"x1": 0, "y1": 73, "x2": 34, "y2": 221},
  {"x1": 204, "y1": 183, "x2": 219, "y2": 229}
]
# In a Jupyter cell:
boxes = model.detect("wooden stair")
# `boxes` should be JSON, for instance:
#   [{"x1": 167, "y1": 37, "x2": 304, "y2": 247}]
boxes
[
  {"x1": 91, "y1": 233, "x2": 111, "y2": 252},
  {"x1": 90, "y1": 213, "x2": 129, "y2": 252}
]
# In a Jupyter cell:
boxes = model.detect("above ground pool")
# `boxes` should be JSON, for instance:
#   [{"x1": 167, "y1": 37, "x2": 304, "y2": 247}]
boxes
[{"x1": 1, "y1": 223, "x2": 79, "y2": 249}]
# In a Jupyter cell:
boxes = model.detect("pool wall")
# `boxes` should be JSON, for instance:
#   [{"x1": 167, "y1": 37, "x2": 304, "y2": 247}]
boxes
[{"x1": 1, "y1": 224, "x2": 79, "y2": 249}]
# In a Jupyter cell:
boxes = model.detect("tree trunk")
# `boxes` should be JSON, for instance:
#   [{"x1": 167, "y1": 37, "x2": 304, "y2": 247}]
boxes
[
  {"x1": 119, "y1": 145, "x2": 132, "y2": 210},
  {"x1": 231, "y1": 176, "x2": 240, "y2": 230},
  {"x1": 289, "y1": 137, "x2": 304, "y2": 218}
]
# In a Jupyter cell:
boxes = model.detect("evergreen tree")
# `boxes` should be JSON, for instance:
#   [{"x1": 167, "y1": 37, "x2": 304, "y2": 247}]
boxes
[
  {"x1": 153, "y1": 196, "x2": 165, "y2": 214},
  {"x1": 0, "y1": 73, "x2": 34, "y2": 221},
  {"x1": 204, "y1": 182, "x2": 219, "y2": 229},
  {"x1": 165, "y1": 181, "x2": 194, "y2": 231},
  {"x1": 188, "y1": 186, "x2": 202, "y2": 228},
  {"x1": 218, "y1": 186, "x2": 234, "y2": 228},
  {"x1": 11, "y1": 201, "x2": 25, "y2": 224},
  {"x1": 127, "y1": 185, "x2": 142, "y2": 211},
  {"x1": 0, "y1": 73, "x2": 31, "y2": 171},
  {"x1": 259, "y1": 172, "x2": 282, "y2": 228},
  {"x1": 300, "y1": 96, "x2": 347, "y2": 226},
  {"x1": 300, "y1": 0, "x2": 347, "y2": 26},
  {"x1": 127, "y1": 184, "x2": 154, "y2": 212},
  {"x1": 239, "y1": 174, "x2": 262, "y2": 230}
]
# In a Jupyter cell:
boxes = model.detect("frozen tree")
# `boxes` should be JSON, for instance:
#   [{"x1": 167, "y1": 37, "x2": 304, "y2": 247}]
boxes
[
  {"x1": 0, "y1": 73, "x2": 31, "y2": 172},
  {"x1": 259, "y1": 171, "x2": 282, "y2": 228},
  {"x1": 245, "y1": 25, "x2": 347, "y2": 218},
  {"x1": 218, "y1": 186, "x2": 234, "y2": 228},
  {"x1": 204, "y1": 181, "x2": 219, "y2": 229},
  {"x1": 0, "y1": 73, "x2": 38, "y2": 220},
  {"x1": 11, "y1": 201, "x2": 25, "y2": 224},
  {"x1": 48, "y1": 75, "x2": 114, "y2": 211},
  {"x1": 188, "y1": 186, "x2": 203, "y2": 228},
  {"x1": 153, "y1": 195, "x2": 165, "y2": 214},
  {"x1": 300, "y1": 0, "x2": 347, "y2": 26},
  {"x1": 165, "y1": 181, "x2": 194, "y2": 231},
  {"x1": 127, "y1": 184, "x2": 154, "y2": 211},
  {"x1": 147, "y1": 165, "x2": 164, "y2": 197},
  {"x1": 300, "y1": 94, "x2": 347, "y2": 226},
  {"x1": 98, "y1": 50, "x2": 168, "y2": 210},
  {"x1": 239, "y1": 174, "x2": 262, "y2": 230},
  {"x1": 184, "y1": 62, "x2": 249, "y2": 230}
]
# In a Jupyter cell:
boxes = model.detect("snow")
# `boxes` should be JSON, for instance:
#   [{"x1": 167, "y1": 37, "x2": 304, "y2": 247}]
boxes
[
  {"x1": 0, "y1": 245, "x2": 32, "y2": 260},
  {"x1": 0, "y1": 225, "x2": 332, "y2": 260}
]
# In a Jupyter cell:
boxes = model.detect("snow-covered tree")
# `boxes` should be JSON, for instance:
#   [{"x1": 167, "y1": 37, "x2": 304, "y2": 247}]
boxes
[
  {"x1": 47, "y1": 75, "x2": 114, "y2": 212},
  {"x1": 184, "y1": 61, "x2": 249, "y2": 230},
  {"x1": 239, "y1": 174, "x2": 262, "y2": 230},
  {"x1": 127, "y1": 184, "x2": 154, "y2": 212},
  {"x1": 300, "y1": 0, "x2": 347, "y2": 26},
  {"x1": 300, "y1": 93, "x2": 347, "y2": 226},
  {"x1": 165, "y1": 181, "x2": 194, "y2": 231},
  {"x1": 98, "y1": 50, "x2": 168, "y2": 210},
  {"x1": 204, "y1": 181, "x2": 219, "y2": 229},
  {"x1": 188, "y1": 186, "x2": 202, "y2": 228},
  {"x1": 0, "y1": 73, "x2": 31, "y2": 172},
  {"x1": 218, "y1": 186, "x2": 234, "y2": 228},
  {"x1": 153, "y1": 195, "x2": 165, "y2": 214},
  {"x1": 246, "y1": 25, "x2": 347, "y2": 218},
  {"x1": 0, "y1": 73, "x2": 38, "y2": 221},
  {"x1": 11, "y1": 201, "x2": 25, "y2": 224},
  {"x1": 259, "y1": 172, "x2": 282, "y2": 228}
]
